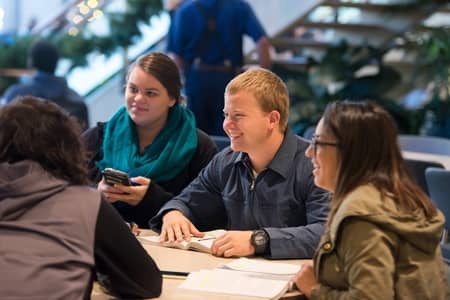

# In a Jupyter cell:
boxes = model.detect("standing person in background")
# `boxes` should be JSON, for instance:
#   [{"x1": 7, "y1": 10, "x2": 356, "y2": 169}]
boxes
[
  {"x1": 164, "y1": 0, "x2": 183, "y2": 18},
  {"x1": 295, "y1": 101, "x2": 449, "y2": 299},
  {"x1": 0, "y1": 97, "x2": 162, "y2": 299},
  {"x1": 168, "y1": 0, "x2": 271, "y2": 136},
  {"x1": 1, "y1": 40, "x2": 89, "y2": 129},
  {"x1": 82, "y1": 52, "x2": 217, "y2": 229},
  {"x1": 165, "y1": 0, "x2": 183, "y2": 59}
]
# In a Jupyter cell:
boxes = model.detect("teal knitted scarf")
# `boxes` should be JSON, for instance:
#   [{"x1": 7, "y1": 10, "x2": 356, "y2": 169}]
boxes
[{"x1": 96, "y1": 104, "x2": 198, "y2": 183}]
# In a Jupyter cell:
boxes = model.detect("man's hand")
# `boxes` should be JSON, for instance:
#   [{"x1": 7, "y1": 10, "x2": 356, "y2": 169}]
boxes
[
  {"x1": 160, "y1": 210, "x2": 204, "y2": 243},
  {"x1": 211, "y1": 230, "x2": 254, "y2": 257},
  {"x1": 99, "y1": 176, "x2": 150, "y2": 206},
  {"x1": 294, "y1": 262, "x2": 318, "y2": 298}
]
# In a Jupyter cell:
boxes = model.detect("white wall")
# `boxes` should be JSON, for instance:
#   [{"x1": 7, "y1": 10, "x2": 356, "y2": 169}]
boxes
[
  {"x1": 243, "y1": 0, "x2": 320, "y2": 52},
  {"x1": 0, "y1": 0, "x2": 66, "y2": 35},
  {"x1": 247, "y1": 0, "x2": 319, "y2": 36}
]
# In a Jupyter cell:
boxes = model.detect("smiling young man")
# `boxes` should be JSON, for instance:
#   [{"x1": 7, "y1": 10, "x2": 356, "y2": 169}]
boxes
[{"x1": 150, "y1": 68, "x2": 329, "y2": 259}]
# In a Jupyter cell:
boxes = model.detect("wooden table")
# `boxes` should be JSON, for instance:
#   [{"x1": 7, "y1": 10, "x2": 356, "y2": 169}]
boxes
[{"x1": 92, "y1": 230, "x2": 308, "y2": 299}]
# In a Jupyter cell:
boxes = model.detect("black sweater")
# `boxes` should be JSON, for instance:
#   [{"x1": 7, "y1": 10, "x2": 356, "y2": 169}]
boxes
[
  {"x1": 82, "y1": 123, "x2": 217, "y2": 228},
  {"x1": 94, "y1": 200, "x2": 162, "y2": 299}
]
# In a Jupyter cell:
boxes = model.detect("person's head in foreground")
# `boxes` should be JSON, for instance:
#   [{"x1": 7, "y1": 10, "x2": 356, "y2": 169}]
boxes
[
  {"x1": 0, "y1": 95, "x2": 86, "y2": 183},
  {"x1": 295, "y1": 100, "x2": 449, "y2": 299}
]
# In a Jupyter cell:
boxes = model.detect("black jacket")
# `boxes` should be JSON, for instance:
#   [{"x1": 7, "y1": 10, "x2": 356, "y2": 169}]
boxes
[{"x1": 82, "y1": 123, "x2": 218, "y2": 228}]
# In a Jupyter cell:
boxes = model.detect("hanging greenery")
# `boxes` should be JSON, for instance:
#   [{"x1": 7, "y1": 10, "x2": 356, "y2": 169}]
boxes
[
  {"x1": 52, "y1": 0, "x2": 163, "y2": 70},
  {"x1": 275, "y1": 0, "x2": 450, "y2": 137},
  {"x1": 0, "y1": 0, "x2": 163, "y2": 94},
  {"x1": 0, "y1": 36, "x2": 34, "y2": 95},
  {"x1": 401, "y1": 28, "x2": 450, "y2": 137}
]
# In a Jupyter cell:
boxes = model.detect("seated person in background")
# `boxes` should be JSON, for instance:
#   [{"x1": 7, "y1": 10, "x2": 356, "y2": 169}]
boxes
[
  {"x1": 150, "y1": 68, "x2": 329, "y2": 259},
  {"x1": 1, "y1": 40, "x2": 89, "y2": 129},
  {"x1": 0, "y1": 97, "x2": 162, "y2": 299},
  {"x1": 295, "y1": 100, "x2": 450, "y2": 299},
  {"x1": 82, "y1": 52, "x2": 217, "y2": 228}
]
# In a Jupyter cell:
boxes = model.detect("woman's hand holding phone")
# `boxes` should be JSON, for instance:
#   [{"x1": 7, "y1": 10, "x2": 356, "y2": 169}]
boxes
[{"x1": 98, "y1": 176, "x2": 151, "y2": 206}]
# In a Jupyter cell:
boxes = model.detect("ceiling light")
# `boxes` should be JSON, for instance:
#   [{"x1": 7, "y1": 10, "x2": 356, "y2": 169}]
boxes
[
  {"x1": 87, "y1": 0, "x2": 99, "y2": 8},
  {"x1": 78, "y1": 2, "x2": 90, "y2": 15},
  {"x1": 68, "y1": 27, "x2": 79, "y2": 36},
  {"x1": 72, "y1": 14, "x2": 83, "y2": 24}
]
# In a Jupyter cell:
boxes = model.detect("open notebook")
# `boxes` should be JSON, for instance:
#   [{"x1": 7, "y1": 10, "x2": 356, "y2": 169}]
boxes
[
  {"x1": 179, "y1": 258, "x2": 302, "y2": 300},
  {"x1": 139, "y1": 229, "x2": 226, "y2": 254}
]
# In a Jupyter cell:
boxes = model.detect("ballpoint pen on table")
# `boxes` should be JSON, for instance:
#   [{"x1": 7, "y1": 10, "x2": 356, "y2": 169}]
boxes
[
  {"x1": 196, "y1": 237, "x2": 216, "y2": 241},
  {"x1": 162, "y1": 270, "x2": 190, "y2": 280}
]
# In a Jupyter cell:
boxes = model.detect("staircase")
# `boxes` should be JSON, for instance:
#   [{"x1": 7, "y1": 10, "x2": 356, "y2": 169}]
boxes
[{"x1": 255, "y1": 0, "x2": 449, "y2": 76}]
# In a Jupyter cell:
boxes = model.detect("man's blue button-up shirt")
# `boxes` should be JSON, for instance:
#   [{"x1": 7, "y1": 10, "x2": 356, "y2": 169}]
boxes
[{"x1": 150, "y1": 130, "x2": 329, "y2": 258}]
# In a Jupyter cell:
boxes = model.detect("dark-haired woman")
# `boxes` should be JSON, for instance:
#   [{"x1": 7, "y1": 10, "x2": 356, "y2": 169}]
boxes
[
  {"x1": 0, "y1": 97, "x2": 162, "y2": 299},
  {"x1": 82, "y1": 52, "x2": 217, "y2": 228},
  {"x1": 295, "y1": 101, "x2": 449, "y2": 299}
]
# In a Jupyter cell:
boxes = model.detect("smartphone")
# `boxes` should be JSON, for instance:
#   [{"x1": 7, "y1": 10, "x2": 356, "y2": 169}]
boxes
[{"x1": 101, "y1": 168, "x2": 131, "y2": 186}]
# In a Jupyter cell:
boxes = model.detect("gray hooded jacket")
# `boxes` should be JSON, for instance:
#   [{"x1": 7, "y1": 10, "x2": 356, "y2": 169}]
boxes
[
  {"x1": 0, "y1": 160, "x2": 100, "y2": 299},
  {"x1": 0, "y1": 160, "x2": 162, "y2": 299}
]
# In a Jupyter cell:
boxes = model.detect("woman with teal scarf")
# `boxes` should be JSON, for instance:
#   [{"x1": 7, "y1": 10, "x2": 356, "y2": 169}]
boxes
[{"x1": 82, "y1": 53, "x2": 217, "y2": 228}]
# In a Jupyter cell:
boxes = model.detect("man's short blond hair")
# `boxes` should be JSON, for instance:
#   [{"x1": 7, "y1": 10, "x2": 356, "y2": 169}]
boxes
[{"x1": 225, "y1": 68, "x2": 289, "y2": 132}]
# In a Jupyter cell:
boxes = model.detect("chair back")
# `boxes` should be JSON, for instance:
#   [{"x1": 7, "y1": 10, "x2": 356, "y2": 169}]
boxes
[
  {"x1": 398, "y1": 135, "x2": 450, "y2": 156},
  {"x1": 426, "y1": 168, "x2": 450, "y2": 230},
  {"x1": 211, "y1": 135, "x2": 230, "y2": 151},
  {"x1": 303, "y1": 126, "x2": 316, "y2": 141},
  {"x1": 405, "y1": 159, "x2": 444, "y2": 195},
  {"x1": 425, "y1": 168, "x2": 450, "y2": 263}
]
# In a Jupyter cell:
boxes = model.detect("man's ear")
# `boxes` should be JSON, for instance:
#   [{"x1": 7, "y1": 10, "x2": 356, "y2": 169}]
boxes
[{"x1": 268, "y1": 110, "x2": 280, "y2": 130}]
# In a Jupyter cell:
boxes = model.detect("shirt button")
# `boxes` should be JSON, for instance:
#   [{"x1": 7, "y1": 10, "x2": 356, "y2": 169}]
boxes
[
  {"x1": 335, "y1": 265, "x2": 340, "y2": 272},
  {"x1": 322, "y1": 242, "x2": 331, "y2": 251}
]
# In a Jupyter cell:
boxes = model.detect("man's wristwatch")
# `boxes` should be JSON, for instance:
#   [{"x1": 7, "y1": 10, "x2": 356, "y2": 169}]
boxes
[{"x1": 250, "y1": 229, "x2": 269, "y2": 255}]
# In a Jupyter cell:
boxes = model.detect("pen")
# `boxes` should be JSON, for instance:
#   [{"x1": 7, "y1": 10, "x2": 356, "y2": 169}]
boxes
[
  {"x1": 161, "y1": 270, "x2": 190, "y2": 277},
  {"x1": 163, "y1": 275, "x2": 186, "y2": 280},
  {"x1": 197, "y1": 237, "x2": 216, "y2": 241}
]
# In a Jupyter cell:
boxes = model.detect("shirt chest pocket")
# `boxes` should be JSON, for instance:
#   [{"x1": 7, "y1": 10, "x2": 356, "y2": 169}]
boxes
[{"x1": 317, "y1": 248, "x2": 347, "y2": 290}]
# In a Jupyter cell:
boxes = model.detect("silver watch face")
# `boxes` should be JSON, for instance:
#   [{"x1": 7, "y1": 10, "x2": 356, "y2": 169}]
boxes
[
  {"x1": 254, "y1": 233, "x2": 266, "y2": 245},
  {"x1": 251, "y1": 230, "x2": 268, "y2": 254}
]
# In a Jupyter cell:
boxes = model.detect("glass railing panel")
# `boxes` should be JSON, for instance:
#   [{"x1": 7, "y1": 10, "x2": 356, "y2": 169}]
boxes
[{"x1": 59, "y1": 0, "x2": 170, "y2": 96}]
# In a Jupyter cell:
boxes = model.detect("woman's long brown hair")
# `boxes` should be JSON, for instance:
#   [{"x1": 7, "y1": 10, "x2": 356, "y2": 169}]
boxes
[{"x1": 323, "y1": 101, "x2": 437, "y2": 222}]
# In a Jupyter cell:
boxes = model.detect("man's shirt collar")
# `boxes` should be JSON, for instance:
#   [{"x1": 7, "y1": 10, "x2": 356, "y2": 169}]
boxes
[{"x1": 233, "y1": 130, "x2": 298, "y2": 179}]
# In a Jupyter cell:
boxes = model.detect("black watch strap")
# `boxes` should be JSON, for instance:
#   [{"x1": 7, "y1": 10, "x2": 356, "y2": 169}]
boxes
[{"x1": 251, "y1": 229, "x2": 269, "y2": 255}]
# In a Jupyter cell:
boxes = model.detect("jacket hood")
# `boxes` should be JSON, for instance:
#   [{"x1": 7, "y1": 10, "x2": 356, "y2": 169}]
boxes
[
  {"x1": 330, "y1": 185, "x2": 444, "y2": 255},
  {"x1": 0, "y1": 160, "x2": 68, "y2": 221}
]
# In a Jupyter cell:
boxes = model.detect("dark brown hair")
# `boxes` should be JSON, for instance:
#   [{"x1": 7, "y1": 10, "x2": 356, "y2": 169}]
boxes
[
  {"x1": 0, "y1": 96, "x2": 88, "y2": 185},
  {"x1": 323, "y1": 100, "x2": 436, "y2": 220},
  {"x1": 128, "y1": 52, "x2": 182, "y2": 103},
  {"x1": 29, "y1": 40, "x2": 59, "y2": 74}
]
